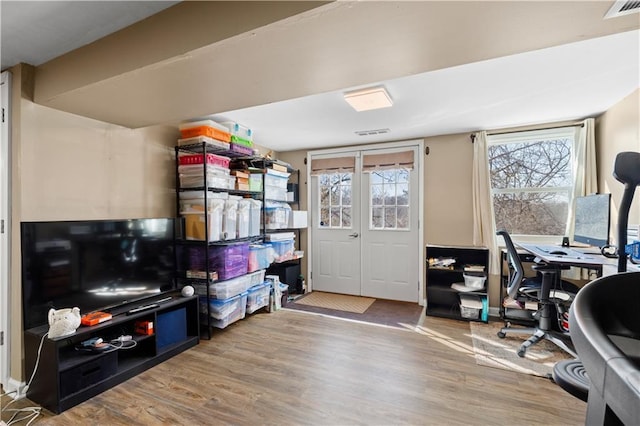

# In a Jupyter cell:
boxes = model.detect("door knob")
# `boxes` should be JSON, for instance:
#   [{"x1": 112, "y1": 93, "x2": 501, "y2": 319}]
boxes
[{"x1": 348, "y1": 232, "x2": 359, "y2": 238}]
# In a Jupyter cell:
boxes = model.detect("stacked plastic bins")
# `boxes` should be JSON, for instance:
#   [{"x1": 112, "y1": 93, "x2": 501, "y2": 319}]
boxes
[
  {"x1": 221, "y1": 121, "x2": 254, "y2": 156},
  {"x1": 178, "y1": 153, "x2": 234, "y2": 190},
  {"x1": 264, "y1": 168, "x2": 290, "y2": 201},
  {"x1": 194, "y1": 242, "x2": 251, "y2": 329},
  {"x1": 178, "y1": 120, "x2": 231, "y2": 149}
]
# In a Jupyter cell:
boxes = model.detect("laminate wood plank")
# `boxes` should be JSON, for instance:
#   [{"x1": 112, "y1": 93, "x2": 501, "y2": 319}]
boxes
[{"x1": 5, "y1": 310, "x2": 586, "y2": 425}]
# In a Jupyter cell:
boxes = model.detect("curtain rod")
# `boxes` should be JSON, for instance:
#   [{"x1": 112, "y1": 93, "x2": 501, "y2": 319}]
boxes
[{"x1": 487, "y1": 122, "x2": 584, "y2": 136}]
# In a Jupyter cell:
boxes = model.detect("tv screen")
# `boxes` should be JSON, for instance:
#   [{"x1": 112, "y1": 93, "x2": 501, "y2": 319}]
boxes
[
  {"x1": 573, "y1": 193, "x2": 611, "y2": 248},
  {"x1": 21, "y1": 218, "x2": 176, "y2": 330}
]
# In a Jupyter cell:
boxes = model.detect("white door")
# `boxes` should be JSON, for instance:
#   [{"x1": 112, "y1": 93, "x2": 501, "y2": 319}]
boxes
[
  {"x1": 310, "y1": 152, "x2": 361, "y2": 295},
  {"x1": 1, "y1": 71, "x2": 11, "y2": 388},
  {"x1": 361, "y1": 146, "x2": 420, "y2": 302},
  {"x1": 309, "y1": 142, "x2": 423, "y2": 303}
]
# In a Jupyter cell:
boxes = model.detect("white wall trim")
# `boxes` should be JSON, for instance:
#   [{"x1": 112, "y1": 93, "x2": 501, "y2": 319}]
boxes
[{"x1": 0, "y1": 70, "x2": 12, "y2": 390}]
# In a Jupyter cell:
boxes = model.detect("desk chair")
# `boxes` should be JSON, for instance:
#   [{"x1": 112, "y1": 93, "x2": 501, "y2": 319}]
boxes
[{"x1": 497, "y1": 229, "x2": 579, "y2": 358}]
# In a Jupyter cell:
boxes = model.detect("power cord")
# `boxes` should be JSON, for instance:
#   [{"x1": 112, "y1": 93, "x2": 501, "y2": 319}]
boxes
[
  {"x1": 0, "y1": 333, "x2": 46, "y2": 425},
  {"x1": 108, "y1": 335, "x2": 137, "y2": 350}
]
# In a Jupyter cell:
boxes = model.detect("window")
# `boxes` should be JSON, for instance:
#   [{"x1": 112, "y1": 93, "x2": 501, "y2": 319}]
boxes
[
  {"x1": 487, "y1": 128, "x2": 574, "y2": 236},
  {"x1": 318, "y1": 173, "x2": 352, "y2": 228},
  {"x1": 370, "y1": 169, "x2": 410, "y2": 230}
]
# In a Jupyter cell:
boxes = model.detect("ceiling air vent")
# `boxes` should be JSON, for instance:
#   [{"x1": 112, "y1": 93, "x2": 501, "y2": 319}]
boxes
[
  {"x1": 604, "y1": 0, "x2": 640, "y2": 18},
  {"x1": 355, "y1": 128, "x2": 390, "y2": 136}
]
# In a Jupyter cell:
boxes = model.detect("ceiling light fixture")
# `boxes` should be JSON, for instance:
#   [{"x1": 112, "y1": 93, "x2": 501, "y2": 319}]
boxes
[{"x1": 344, "y1": 86, "x2": 393, "y2": 112}]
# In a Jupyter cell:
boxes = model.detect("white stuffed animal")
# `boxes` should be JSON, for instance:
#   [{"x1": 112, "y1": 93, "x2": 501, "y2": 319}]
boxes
[{"x1": 48, "y1": 307, "x2": 81, "y2": 339}]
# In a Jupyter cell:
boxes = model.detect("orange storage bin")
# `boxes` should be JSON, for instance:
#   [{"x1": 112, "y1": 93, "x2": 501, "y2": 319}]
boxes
[{"x1": 180, "y1": 126, "x2": 231, "y2": 142}]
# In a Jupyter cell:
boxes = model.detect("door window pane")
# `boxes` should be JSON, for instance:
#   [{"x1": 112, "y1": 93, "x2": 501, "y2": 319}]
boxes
[
  {"x1": 318, "y1": 172, "x2": 353, "y2": 229},
  {"x1": 369, "y1": 168, "x2": 410, "y2": 230}
]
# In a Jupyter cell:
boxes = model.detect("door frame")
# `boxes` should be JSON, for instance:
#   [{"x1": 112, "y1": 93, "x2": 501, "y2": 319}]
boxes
[
  {"x1": 306, "y1": 139, "x2": 425, "y2": 305},
  {"x1": 1, "y1": 70, "x2": 12, "y2": 389}
]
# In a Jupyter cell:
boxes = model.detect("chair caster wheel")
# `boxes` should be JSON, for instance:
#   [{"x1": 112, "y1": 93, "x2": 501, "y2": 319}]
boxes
[
  {"x1": 497, "y1": 331, "x2": 506, "y2": 338},
  {"x1": 517, "y1": 348, "x2": 527, "y2": 358}
]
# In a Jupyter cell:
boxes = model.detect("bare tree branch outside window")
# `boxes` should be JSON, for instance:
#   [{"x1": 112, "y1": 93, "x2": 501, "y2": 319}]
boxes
[{"x1": 489, "y1": 138, "x2": 573, "y2": 236}]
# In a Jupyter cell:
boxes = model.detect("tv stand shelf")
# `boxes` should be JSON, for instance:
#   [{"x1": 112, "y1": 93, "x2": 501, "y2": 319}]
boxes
[{"x1": 24, "y1": 293, "x2": 199, "y2": 414}]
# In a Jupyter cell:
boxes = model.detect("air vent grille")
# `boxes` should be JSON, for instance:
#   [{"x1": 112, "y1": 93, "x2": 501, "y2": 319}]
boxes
[
  {"x1": 355, "y1": 128, "x2": 390, "y2": 136},
  {"x1": 605, "y1": 0, "x2": 640, "y2": 18}
]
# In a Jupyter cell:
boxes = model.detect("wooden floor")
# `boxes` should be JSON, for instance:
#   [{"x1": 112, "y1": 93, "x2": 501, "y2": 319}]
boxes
[{"x1": 5, "y1": 309, "x2": 586, "y2": 425}]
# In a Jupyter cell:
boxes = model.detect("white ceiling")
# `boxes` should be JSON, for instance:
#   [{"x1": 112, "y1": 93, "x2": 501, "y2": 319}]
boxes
[{"x1": 1, "y1": 1, "x2": 639, "y2": 152}]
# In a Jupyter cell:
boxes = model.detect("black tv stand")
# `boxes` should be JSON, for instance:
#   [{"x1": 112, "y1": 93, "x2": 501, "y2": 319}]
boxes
[{"x1": 23, "y1": 292, "x2": 199, "y2": 414}]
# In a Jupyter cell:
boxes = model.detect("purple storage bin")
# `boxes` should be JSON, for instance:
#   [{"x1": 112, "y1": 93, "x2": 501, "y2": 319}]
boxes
[{"x1": 188, "y1": 243, "x2": 249, "y2": 281}]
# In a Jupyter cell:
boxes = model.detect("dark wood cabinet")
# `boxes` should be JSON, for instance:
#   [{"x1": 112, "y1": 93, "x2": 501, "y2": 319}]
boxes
[
  {"x1": 24, "y1": 294, "x2": 199, "y2": 414},
  {"x1": 426, "y1": 245, "x2": 489, "y2": 323}
]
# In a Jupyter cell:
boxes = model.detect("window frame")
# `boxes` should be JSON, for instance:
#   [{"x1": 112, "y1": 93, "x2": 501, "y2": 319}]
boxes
[{"x1": 487, "y1": 127, "x2": 576, "y2": 241}]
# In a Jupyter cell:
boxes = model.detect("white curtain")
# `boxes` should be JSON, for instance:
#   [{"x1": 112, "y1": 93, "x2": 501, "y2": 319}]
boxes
[
  {"x1": 472, "y1": 131, "x2": 500, "y2": 274},
  {"x1": 566, "y1": 118, "x2": 598, "y2": 237}
]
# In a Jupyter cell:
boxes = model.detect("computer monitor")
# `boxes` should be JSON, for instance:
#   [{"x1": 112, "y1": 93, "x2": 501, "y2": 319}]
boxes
[{"x1": 573, "y1": 193, "x2": 611, "y2": 248}]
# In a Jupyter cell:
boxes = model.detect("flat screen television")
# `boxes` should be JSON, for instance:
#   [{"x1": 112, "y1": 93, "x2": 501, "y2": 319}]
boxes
[
  {"x1": 21, "y1": 218, "x2": 177, "y2": 330},
  {"x1": 573, "y1": 193, "x2": 611, "y2": 248}
]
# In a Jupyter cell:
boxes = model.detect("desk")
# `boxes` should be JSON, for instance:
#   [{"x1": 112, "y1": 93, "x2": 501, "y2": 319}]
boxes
[{"x1": 516, "y1": 243, "x2": 618, "y2": 276}]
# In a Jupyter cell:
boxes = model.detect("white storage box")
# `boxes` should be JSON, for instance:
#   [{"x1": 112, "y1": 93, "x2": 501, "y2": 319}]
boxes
[{"x1": 288, "y1": 211, "x2": 308, "y2": 229}]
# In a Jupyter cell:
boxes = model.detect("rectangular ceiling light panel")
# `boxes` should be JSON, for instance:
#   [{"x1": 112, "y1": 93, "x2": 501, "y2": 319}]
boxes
[{"x1": 344, "y1": 87, "x2": 393, "y2": 112}]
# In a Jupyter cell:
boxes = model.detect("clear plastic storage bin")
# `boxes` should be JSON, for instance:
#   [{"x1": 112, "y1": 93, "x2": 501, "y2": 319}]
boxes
[
  {"x1": 270, "y1": 239, "x2": 294, "y2": 262},
  {"x1": 200, "y1": 292, "x2": 248, "y2": 329},
  {"x1": 192, "y1": 274, "x2": 251, "y2": 298},
  {"x1": 246, "y1": 282, "x2": 271, "y2": 314},
  {"x1": 249, "y1": 199, "x2": 262, "y2": 236},
  {"x1": 237, "y1": 199, "x2": 251, "y2": 239},
  {"x1": 222, "y1": 198, "x2": 239, "y2": 240},
  {"x1": 263, "y1": 201, "x2": 291, "y2": 230},
  {"x1": 248, "y1": 244, "x2": 272, "y2": 272}
]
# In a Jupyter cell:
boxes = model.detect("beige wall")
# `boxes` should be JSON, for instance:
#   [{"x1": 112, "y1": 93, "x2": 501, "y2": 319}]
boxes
[
  {"x1": 596, "y1": 89, "x2": 640, "y2": 244},
  {"x1": 9, "y1": 65, "x2": 178, "y2": 381}
]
